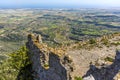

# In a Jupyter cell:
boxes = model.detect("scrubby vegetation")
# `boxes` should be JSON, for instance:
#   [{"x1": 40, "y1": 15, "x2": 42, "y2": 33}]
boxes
[
  {"x1": 0, "y1": 46, "x2": 32, "y2": 80},
  {"x1": 104, "y1": 57, "x2": 114, "y2": 62},
  {"x1": 74, "y1": 76, "x2": 83, "y2": 80},
  {"x1": 89, "y1": 38, "x2": 96, "y2": 44}
]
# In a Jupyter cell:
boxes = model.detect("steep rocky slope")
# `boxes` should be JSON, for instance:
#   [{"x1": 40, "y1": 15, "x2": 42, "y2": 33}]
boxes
[
  {"x1": 21, "y1": 33, "x2": 120, "y2": 80},
  {"x1": 67, "y1": 33, "x2": 120, "y2": 80},
  {"x1": 26, "y1": 34, "x2": 74, "y2": 80}
]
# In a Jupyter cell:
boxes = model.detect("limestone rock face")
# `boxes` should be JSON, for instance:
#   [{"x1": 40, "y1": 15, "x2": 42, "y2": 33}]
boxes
[
  {"x1": 83, "y1": 50, "x2": 120, "y2": 80},
  {"x1": 26, "y1": 34, "x2": 74, "y2": 80}
]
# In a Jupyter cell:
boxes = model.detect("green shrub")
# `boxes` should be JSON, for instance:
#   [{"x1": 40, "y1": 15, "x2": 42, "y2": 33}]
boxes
[
  {"x1": 8, "y1": 46, "x2": 30, "y2": 70},
  {"x1": 89, "y1": 38, "x2": 96, "y2": 44},
  {"x1": 104, "y1": 57, "x2": 114, "y2": 62},
  {"x1": 111, "y1": 42, "x2": 120, "y2": 46},
  {"x1": 101, "y1": 38, "x2": 109, "y2": 45},
  {"x1": 74, "y1": 76, "x2": 83, "y2": 80}
]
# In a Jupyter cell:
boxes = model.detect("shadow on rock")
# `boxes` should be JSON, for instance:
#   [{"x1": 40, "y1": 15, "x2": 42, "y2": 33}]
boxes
[{"x1": 16, "y1": 64, "x2": 33, "y2": 80}]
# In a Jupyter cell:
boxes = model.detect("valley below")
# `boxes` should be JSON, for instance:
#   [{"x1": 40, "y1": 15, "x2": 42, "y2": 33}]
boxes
[{"x1": 0, "y1": 8, "x2": 120, "y2": 58}]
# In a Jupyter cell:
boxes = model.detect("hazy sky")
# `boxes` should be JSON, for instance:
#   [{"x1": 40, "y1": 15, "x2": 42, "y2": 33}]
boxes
[{"x1": 0, "y1": 0, "x2": 120, "y2": 8}]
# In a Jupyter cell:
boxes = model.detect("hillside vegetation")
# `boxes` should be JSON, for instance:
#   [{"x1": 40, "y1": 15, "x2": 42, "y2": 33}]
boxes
[{"x1": 0, "y1": 46, "x2": 32, "y2": 80}]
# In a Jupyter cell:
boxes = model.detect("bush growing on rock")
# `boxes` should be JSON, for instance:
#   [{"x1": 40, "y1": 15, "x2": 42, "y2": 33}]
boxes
[
  {"x1": 74, "y1": 76, "x2": 83, "y2": 80},
  {"x1": 89, "y1": 38, "x2": 96, "y2": 44}
]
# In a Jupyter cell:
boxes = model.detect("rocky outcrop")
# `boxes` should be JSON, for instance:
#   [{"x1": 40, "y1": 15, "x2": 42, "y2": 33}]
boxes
[
  {"x1": 26, "y1": 34, "x2": 74, "y2": 80},
  {"x1": 25, "y1": 33, "x2": 120, "y2": 80},
  {"x1": 83, "y1": 50, "x2": 120, "y2": 80}
]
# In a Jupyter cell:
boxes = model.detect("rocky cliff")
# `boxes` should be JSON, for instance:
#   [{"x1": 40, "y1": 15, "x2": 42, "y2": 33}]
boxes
[
  {"x1": 83, "y1": 50, "x2": 120, "y2": 80},
  {"x1": 26, "y1": 34, "x2": 74, "y2": 80},
  {"x1": 25, "y1": 33, "x2": 120, "y2": 80},
  {"x1": 67, "y1": 33, "x2": 120, "y2": 80}
]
